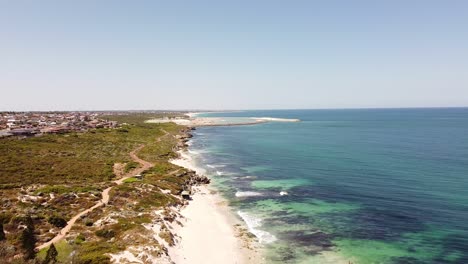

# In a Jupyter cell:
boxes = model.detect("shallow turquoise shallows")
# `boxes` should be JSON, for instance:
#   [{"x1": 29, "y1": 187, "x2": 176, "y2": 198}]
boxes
[{"x1": 188, "y1": 108, "x2": 468, "y2": 264}]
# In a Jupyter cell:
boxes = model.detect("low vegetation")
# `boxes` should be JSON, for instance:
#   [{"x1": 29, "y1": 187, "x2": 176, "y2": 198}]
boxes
[
  {"x1": 123, "y1": 161, "x2": 139, "y2": 173},
  {"x1": 0, "y1": 112, "x2": 189, "y2": 263}
]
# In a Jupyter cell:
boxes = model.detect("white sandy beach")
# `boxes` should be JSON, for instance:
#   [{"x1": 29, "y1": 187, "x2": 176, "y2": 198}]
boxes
[
  {"x1": 146, "y1": 115, "x2": 300, "y2": 127},
  {"x1": 169, "y1": 186, "x2": 261, "y2": 264},
  {"x1": 169, "y1": 152, "x2": 262, "y2": 264}
]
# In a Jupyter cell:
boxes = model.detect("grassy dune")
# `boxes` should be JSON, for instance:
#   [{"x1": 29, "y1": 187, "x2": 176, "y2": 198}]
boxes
[{"x1": 0, "y1": 113, "x2": 190, "y2": 263}]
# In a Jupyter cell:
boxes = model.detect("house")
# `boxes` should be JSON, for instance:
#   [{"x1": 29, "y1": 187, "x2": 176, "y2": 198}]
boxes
[{"x1": 6, "y1": 119, "x2": 17, "y2": 129}]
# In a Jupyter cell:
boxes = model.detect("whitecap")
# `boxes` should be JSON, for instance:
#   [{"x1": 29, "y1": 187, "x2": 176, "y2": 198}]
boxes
[
  {"x1": 207, "y1": 164, "x2": 226, "y2": 168},
  {"x1": 237, "y1": 211, "x2": 277, "y2": 244},
  {"x1": 235, "y1": 191, "x2": 263, "y2": 197},
  {"x1": 241, "y1": 175, "x2": 257, "y2": 180},
  {"x1": 279, "y1": 191, "x2": 289, "y2": 196},
  {"x1": 233, "y1": 175, "x2": 258, "y2": 180}
]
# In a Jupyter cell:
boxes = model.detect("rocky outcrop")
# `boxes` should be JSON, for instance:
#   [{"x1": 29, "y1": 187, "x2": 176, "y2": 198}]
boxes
[
  {"x1": 174, "y1": 129, "x2": 196, "y2": 151},
  {"x1": 189, "y1": 174, "x2": 211, "y2": 185},
  {"x1": 176, "y1": 170, "x2": 211, "y2": 188}
]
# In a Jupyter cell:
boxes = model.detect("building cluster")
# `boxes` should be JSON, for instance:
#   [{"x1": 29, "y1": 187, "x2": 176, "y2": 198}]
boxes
[{"x1": 0, "y1": 112, "x2": 118, "y2": 138}]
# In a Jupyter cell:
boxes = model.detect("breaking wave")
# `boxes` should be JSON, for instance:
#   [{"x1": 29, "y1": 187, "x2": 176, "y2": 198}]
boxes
[
  {"x1": 235, "y1": 191, "x2": 263, "y2": 197},
  {"x1": 237, "y1": 211, "x2": 277, "y2": 244}
]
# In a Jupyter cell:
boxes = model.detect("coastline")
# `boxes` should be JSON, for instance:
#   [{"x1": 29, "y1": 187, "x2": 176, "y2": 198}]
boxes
[
  {"x1": 167, "y1": 148, "x2": 263, "y2": 264},
  {"x1": 165, "y1": 116, "x2": 353, "y2": 264},
  {"x1": 146, "y1": 116, "x2": 300, "y2": 127}
]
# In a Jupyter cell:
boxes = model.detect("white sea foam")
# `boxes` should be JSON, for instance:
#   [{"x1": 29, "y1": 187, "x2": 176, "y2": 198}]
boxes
[
  {"x1": 208, "y1": 164, "x2": 226, "y2": 168},
  {"x1": 233, "y1": 175, "x2": 258, "y2": 180},
  {"x1": 216, "y1": 171, "x2": 223, "y2": 176},
  {"x1": 242, "y1": 175, "x2": 257, "y2": 179},
  {"x1": 237, "y1": 211, "x2": 277, "y2": 244},
  {"x1": 235, "y1": 191, "x2": 263, "y2": 197},
  {"x1": 207, "y1": 164, "x2": 227, "y2": 169},
  {"x1": 170, "y1": 150, "x2": 206, "y2": 175}
]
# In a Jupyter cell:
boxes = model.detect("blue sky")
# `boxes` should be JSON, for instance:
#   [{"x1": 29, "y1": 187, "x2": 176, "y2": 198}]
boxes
[{"x1": 1, "y1": 0, "x2": 467, "y2": 110}]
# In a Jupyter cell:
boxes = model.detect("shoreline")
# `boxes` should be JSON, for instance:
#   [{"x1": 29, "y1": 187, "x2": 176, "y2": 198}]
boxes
[
  {"x1": 166, "y1": 120, "x2": 352, "y2": 264},
  {"x1": 146, "y1": 116, "x2": 300, "y2": 127},
  {"x1": 167, "y1": 145, "x2": 263, "y2": 263}
]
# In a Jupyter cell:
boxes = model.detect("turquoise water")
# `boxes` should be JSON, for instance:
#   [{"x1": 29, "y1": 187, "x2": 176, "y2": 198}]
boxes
[{"x1": 189, "y1": 109, "x2": 468, "y2": 263}]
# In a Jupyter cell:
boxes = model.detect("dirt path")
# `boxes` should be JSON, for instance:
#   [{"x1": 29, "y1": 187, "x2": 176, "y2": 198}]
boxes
[{"x1": 36, "y1": 130, "x2": 171, "y2": 251}]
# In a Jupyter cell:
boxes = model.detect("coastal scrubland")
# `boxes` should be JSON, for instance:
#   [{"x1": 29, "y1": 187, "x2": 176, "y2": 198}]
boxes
[{"x1": 0, "y1": 112, "x2": 197, "y2": 263}]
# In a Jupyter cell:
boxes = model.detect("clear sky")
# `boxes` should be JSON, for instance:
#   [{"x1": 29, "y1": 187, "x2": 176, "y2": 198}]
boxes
[{"x1": 1, "y1": 0, "x2": 467, "y2": 110}]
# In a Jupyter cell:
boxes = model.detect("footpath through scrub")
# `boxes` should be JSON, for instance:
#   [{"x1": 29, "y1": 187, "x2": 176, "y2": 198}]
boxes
[{"x1": 36, "y1": 129, "x2": 170, "y2": 251}]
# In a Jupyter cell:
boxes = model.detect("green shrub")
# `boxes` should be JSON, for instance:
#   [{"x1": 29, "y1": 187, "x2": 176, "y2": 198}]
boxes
[
  {"x1": 74, "y1": 241, "x2": 120, "y2": 264},
  {"x1": 122, "y1": 177, "x2": 139, "y2": 183},
  {"x1": 95, "y1": 229, "x2": 115, "y2": 239},
  {"x1": 48, "y1": 216, "x2": 67, "y2": 228},
  {"x1": 124, "y1": 162, "x2": 139, "y2": 173},
  {"x1": 0, "y1": 213, "x2": 12, "y2": 224},
  {"x1": 84, "y1": 219, "x2": 93, "y2": 227},
  {"x1": 75, "y1": 233, "x2": 86, "y2": 244}
]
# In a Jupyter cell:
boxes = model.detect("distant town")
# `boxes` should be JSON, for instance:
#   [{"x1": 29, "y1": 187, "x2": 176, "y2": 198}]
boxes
[{"x1": 0, "y1": 112, "x2": 119, "y2": 138}]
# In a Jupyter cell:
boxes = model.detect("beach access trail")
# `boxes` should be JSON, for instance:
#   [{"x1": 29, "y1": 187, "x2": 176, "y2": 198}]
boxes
[{"x1": 36, "y1": 129, "x2": 171, "y2": 251}]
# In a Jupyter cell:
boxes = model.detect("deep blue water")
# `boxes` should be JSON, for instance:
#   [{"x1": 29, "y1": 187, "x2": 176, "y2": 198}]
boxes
[{"x1": 189, "y1": 108, "x2": 468, "y2": 263}]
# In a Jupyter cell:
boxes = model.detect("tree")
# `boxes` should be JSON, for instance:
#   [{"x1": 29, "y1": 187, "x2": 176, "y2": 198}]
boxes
[
  {"x1": 43, "y1": 243, "x2": 58, "y2": 264},
  {"x1": 19, "y1": 215, "x2": 36, "y2": 260},
  {"x1": 19, "y1": 227, "x2": 35, "y2": 260},
  {"x1": 0, "y1": 222, "x2": 5, "y2": 241}
]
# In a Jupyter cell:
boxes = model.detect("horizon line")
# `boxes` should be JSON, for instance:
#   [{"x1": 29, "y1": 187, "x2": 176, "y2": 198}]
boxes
[{"x1": 1, "y1": 106, "x2": 467, "y2": 113}]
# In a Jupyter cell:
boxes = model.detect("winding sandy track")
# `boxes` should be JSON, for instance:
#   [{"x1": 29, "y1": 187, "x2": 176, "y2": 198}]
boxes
[{"x1": 36, "y1": 129, "x2": 170, "y2": 251}]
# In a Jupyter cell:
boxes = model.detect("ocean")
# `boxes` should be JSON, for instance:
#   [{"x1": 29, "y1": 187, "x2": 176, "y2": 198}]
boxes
[{"x1": 186, "y1": 108, "x2": 468, "y2": 264}]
